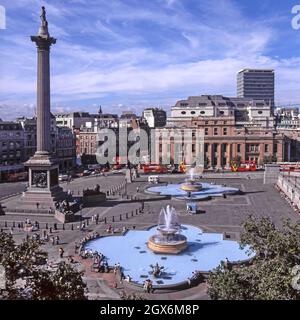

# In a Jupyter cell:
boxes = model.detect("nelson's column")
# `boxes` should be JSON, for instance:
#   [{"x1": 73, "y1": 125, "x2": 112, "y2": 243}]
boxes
[{"x1": 21, "y1": 7, "x2": 66, "y2": 210}]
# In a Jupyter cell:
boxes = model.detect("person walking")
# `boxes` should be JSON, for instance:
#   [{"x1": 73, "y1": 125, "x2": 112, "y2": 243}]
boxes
[{"x1": 59, "y1": 247, "x2": 64, "y2": 259}]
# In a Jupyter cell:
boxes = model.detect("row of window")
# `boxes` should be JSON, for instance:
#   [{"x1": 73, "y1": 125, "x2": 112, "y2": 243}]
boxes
[
  {"x1": 180, "y1": 110, "x2": 228, "y2": 116},
  {"x1": 204, "y1": 128, "x2": 229, "y2": 136},
  {"x1": 158, "y1": 143, "x2": 275, "y2": 155},
  {"x1": 1, "y1": 141, "x2": 22, "y2": 148},
  {"x1": 0, "y1": 132, "x2": 22, "y2": 138}
]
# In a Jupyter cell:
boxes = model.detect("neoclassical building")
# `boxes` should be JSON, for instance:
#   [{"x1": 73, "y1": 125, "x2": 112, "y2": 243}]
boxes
[{"x1": 153, "y1": 95, "x2": 291, "y2": 168}]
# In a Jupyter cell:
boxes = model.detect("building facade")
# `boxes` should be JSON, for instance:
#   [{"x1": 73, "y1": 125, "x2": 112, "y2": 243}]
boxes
[
  {"x1": 143, "y1": 108, "x2": 167, "y2": 128},
  {"x1": 154, "y1": 94, "x2": 291, "y2": 168},
  {"x1": 168, "y1": 95, "x2": 274, "y2": 128},
  {"x1": 55, "y1": 112, "x2": 94, "y2": 130},
  {"x1": 237, "y1": 69, "x2": 275, "y2": 107},
  {"x1": 0, "y1": 121, "x2": 25, "y2": 180}
]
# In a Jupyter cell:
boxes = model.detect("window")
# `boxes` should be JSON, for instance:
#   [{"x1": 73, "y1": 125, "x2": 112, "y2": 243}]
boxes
[
  {"x1": 205, "y1": 128, "x2": 208, "y2": 135},
  {"x1": 258, "y1": 111, "x2": 263, "y2": 115},
  {"x1": 237, "y1": 144, "x2": 241, "y2": 153},
  {"x1": 274, "y1": 143, "x2": 278, "y2": 153},
  {"x1": 181, "y1": 111, "x2": 186, "y2": 115},
  {"x1": 200, "y1": 111, "x2": 205, "y2": 115},
  {"x1": 223, "y1": 128, "x2": 228, "y2": 136},
  {"x1": 247, "y1": 144, "x2": 259, "y2": 152},
  {"x1": 192, "y1": 144, "x2": 196, "y2": 152},
  {"x1": 214, "y1": 128, "x2": 218, "y2": 135},
  {"x1": 191, "y1": 111, "x2": 196, "y2": 115},
  {"x1": 265, "y1": 144, "x2": 269, "y2": 153},
  {"x1": 205, "y1": 121, "x2": 209, "y2": 125},
  {"x1": 219, "y1": 110, "x2": 225, "y2": 115}
]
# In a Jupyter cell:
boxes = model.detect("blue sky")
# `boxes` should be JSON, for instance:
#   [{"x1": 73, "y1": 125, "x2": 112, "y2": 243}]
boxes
[{"x1": 0, "y1": 0, "x2": 300, "y2": 119}]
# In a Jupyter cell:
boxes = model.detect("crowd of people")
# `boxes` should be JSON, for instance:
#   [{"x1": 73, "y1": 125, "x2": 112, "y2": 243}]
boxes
[
  {"x1": 55, "y1": 199, "x2": 72, "y2": 214},
  {"x1": 77, "y1": 232, "x2": 100, "y2": 257}
]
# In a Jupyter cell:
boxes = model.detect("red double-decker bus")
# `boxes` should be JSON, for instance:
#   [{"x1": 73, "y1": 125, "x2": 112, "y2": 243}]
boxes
[
  {"x1": 143, "y1": 164, "x2": 168, "y2": 174},
  {"x1": 231, "y1": 160, "x2": 257, "y2": 172}
]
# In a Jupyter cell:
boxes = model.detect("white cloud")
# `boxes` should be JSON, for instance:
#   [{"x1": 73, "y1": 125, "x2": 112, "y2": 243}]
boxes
[{"x1": 0, "y1": 0, "x2": 300, "y2": 120}]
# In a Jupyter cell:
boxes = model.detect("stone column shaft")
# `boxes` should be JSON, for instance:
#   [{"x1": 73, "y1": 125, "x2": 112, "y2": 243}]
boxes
[{"x1": 37, "y1": 47, "x2": 51, "y2": 153}]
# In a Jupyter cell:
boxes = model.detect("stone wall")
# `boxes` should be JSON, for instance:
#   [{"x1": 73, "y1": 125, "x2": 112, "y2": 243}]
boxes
[
  {"x1": 264, "y1": 164, "x2": 280, "y2": 184},
  {"x1": 277, "y1": 175, "x2": 300, "y2": 210}
]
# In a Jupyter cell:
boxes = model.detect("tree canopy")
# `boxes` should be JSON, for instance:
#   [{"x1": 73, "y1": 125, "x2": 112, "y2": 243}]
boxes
[
  {"x1": 0, "y1": 231, "x2": 87, "y2": 300},
  {"x1": 208, "y1": 216, "x2": 300, "y2": 300}
]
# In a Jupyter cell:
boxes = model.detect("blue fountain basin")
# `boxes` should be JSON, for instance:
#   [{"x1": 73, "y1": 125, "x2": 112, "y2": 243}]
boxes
[
  {"x1": 146, "y1": 182, "x2": 239, "y2": 200},
  {"x1": 84, "y1": 225, "x2": 254, "y2": 286}
]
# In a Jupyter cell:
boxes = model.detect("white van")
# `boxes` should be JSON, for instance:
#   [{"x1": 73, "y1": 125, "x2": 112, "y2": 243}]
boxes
[{"x1": 148, "y1": 175, "x2": 160, "y2": 184}]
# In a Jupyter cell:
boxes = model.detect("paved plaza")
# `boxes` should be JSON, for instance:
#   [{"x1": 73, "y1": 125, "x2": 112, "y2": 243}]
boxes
[{"x1": 0, "y1": 171, "x2": 299, "y2": 300}]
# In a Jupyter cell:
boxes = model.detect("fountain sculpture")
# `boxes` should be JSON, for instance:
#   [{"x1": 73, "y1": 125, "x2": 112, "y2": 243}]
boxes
[
  {"x1": 180, "y1": 168, "x2": 203, "y2": 192},
  {"x1": 147, "y1": 206, "x2": 187, "y2": 254}
]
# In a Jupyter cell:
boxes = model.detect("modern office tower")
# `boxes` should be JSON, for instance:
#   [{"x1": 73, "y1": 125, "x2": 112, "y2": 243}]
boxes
[{"x1": 237, "y1": 69, "x2": 275, "y2": 107}]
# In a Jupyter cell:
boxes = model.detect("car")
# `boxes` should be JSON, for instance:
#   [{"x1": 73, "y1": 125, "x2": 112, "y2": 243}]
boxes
[
  {"x1": 148, "y1": 176, "x2": 160, "y2": 184},
  {"x1": 58, "y1": 174, "x2": 68, "y2": 182}
]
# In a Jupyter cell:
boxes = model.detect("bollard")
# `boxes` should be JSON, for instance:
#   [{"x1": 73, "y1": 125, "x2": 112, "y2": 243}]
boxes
[
  {"x1": 4, "y1": 221, "x2": 7, "y2": 228},
  {"x1": 62, "y1": 224, "x2": 65, "y2": 230},
  {"x1": 71, "y1": 224, "x2": 74, "y2": 231},
  {"x1": 126, "y1": 212, "x2": 128, "y2": 219},
  {"x1": 119, "y1": 214, "x2": 122, "y2": 221},
  {"x1": 104, "y1": 217, "x2": 107, "y2": 224},
  {"x1": 131, "y1": 211, "x2": 134, "y2": 217},
  {"x1": 46, "y1": 223, "x2": 48, "y2": 229},
  {"x1": 13, "y1": 221, "x2": 15, "y2": 228},
  {"x1": 112, "y1": 216, "x2": 115, "y2": 222},
  {"x1": 136, "y1": 209, "x2": 138, "y2": 215}
]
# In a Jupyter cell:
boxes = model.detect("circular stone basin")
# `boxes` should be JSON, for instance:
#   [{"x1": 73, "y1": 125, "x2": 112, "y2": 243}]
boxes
[
  {"x1": 180, "y1": 181, "x2": 203, "y2": 192},
  {"x1": 84, "y1": 225, "x2": 254, "y2": 286},
  {"x1": 148, "y1": 234, "x2": 187, "y2": 254}
]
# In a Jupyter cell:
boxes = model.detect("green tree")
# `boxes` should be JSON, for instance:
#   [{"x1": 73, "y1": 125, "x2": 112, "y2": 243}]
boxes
[
  {"x1": 28, "y1": 262, "x2": 87, "y2": 300},
  {"x1": 207, "y1": 216, "x2": 300, "y2": 300},
  {"x1": 0, "y1": 231, "x2": 87, "y2": 300}
]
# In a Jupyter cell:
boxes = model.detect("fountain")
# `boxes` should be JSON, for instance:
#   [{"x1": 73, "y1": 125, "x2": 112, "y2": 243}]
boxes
[
  {"x1": 83, "y1": 223, "x2": 255, "y2": 286},
  {"x1": 147, "y1": 206, "x2": 187, "y2": 254},
  {"x1": 180, "y1": 168, "x2": 203, "y2": 192},
  {"x1": 146, "y1": 168, "x2": 240, "y2": 200}
]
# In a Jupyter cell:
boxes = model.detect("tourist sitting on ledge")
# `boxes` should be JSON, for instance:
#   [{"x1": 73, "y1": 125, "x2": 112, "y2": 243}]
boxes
[
  {"x1": 106, "y1": 224, "x2": 113, "y2": 233},
  {"x1": 125, "y1": 275, "x2": 132, "y2": 282},
  {"x1": 143, "y1": 279, "x2": 153, "y2": 293}
]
